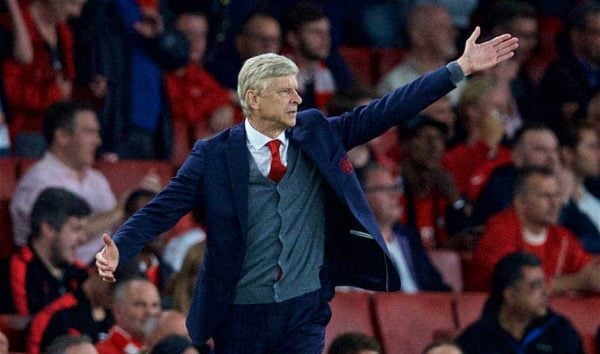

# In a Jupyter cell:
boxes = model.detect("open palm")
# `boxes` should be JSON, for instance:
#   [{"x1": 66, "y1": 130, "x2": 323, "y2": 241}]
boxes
[{"x1": 457, "y1": 26, "x2": 519, "y2": 76}]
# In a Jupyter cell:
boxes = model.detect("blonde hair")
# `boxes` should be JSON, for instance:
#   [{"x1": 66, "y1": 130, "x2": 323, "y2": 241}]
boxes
[
  {"x1": 237, "y1": 53, "x2": 298, "y2": 117},
  {"x1": 169, "y1": 242, "x2": 205, "y2": 314},
  {"x1": 458, "y1": 75, "x2": 497, "y2": 114}
]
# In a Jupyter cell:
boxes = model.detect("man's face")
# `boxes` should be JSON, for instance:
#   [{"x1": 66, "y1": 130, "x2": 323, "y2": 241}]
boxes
[
  {"x1": 577, "y1": 13, "x2": 600, "y2": 65},
  {"x1": 504, "y1": 17, "x2": 538, "y2": 63},
  {"x1": 237, "y1": 16, "x2": 282, "y2": 59},
  {"x1": 115, "y1": 280, "x2": 161, "y2": 340},
  {"x1": 49, "y1": 216, "x2": 87, "y2": 266},
  {"x1": 364, "y1": 169, "x2": 402, "y2": 225},
  {"x1": 514, "y1": 130, "x2": 559, "y2": 170},
  {"x1": 248, "y1": 75, "x2": 302, "y2": 135},
  {"x1": 63, "y1": 110, "x2": 102, "y2": 170},
  {"x1": 177, "y1": 14, "x2": 209, "y2": 62},
  {"x1": 406, "y1": 126, "x2": 445, "y2": 170},
  {"x1": 295, "y1": 18, "x2": 331, "y2": 61},
  {"x1": 574, "y1": 128, "x2": 600, "y2": 178},
  {"x1": 507, "y1": 265, "x2": 548, "y2": 319},
  {"x1": 426, "y1": 8, "x2": 457, "y2": 60},
  {"x1": 517, "y1": 174, "x2": 562, "y2": 226}
]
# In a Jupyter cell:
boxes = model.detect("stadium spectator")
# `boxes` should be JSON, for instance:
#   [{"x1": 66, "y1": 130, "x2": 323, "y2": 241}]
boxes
[
  {"x1": 46, "y1": 334, "x2": 98, "y2": 354},
  {"x1": 327, "y1": 332, "x2": 381, "y2": 354},
  {"x1": 423, "y1": 339, "x2": 463, "y2": 354}
]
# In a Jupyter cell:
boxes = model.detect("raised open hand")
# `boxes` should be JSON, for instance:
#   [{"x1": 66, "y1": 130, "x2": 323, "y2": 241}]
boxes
[{"x1": 457, "y1": 26, "x2": 519, "y2": 76}]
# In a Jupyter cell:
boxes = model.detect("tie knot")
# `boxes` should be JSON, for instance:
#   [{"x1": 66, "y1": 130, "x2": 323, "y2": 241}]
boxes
[{"x1": 266, "y1": 140, "x2": 281, "y2": 156}]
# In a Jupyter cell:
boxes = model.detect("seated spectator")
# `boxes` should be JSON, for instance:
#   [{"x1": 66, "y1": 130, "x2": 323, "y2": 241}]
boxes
[
  {"x1": 423, "y1": 339, "x2": 463, "y2": 354},
  {"x1": 540, "y1": 2, "x2": 600, "y2": 132},
  {"x1": 150, "y1": 335, "x2": 199, "y2": 354},
  {"x1": 27, "y1": 267, "x2": 114, "y2": 354},
  {"x1": 398, "y1": 115, "x2": 471, "y2": 248},
  {"x1": 164, "y1": 12, "x2": 235, "y2": 141},
  {"x1": 422, "y1": 96, "x2": 458, "y2": 144},
  {"x1": 444, "y1": 76, "x2": 512, "y2": 200},
  {"x1": 360, "y1": 163, "x2": 449, "y2": 292},
  {"x1": 327, "y1": 332, "x2": 381, "y2": 354},
  {"x1": 473, "y1": 123, "x2": 560, "y2": 224},
  {"x1": 467, "y1": 167, "x2": 600, "y2": 293},
  {"x1": 10, "y1": 101, "x2": 159, "y2": 264},
  {"x1": 205, "y1": 12, "x2": 281, "y2": 93},
  {"x1": 10, "y1": 188, "x2": 90, "y2": 315},
  {"x1": 96, "y1": 278, "x2": 161, "y2": 354},
  {"x1": 283, "y1": 2, "x2": 342, "y2": 111},
  {"x1": 377, "y1": 4, "x2": 463, "y2": 104},
  {"x1": 559, "y1": 123, "x2": 600, "y2": 253},
  {"x1": 46, "y1": 334, "x2": 98, "y2": 354},
  {"x1": 0, "y1": 0, "x2": 86, "y2": 157},
  {"x1": 483, "y1": 1, "x2": 540, "y2": 122},
  {"x1": 458, "y1": 252, "x2": 584, "y2": 353}
]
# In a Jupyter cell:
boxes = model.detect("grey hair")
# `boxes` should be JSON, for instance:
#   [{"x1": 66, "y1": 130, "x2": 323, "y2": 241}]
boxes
[
  {"x1": 45, "y1": 334, "x2": 94, "y2": 354},
  {"x1": 237, "y1": 53, "x2": 299, "y2": 117}
]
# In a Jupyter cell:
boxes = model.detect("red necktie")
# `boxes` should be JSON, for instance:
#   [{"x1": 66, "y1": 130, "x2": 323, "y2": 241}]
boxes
[{"x1": 267, "y1": 140, "x2": 286, "y2": 182}]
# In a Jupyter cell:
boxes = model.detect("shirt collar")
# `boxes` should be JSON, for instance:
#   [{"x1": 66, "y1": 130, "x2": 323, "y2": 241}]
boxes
[{"x1": 244, "y1": 118, "x2": 288, "y2": 149}]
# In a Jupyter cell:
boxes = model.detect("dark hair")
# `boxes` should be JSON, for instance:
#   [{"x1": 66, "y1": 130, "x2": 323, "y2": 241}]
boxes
[
  {"x1": 327, "y1": 332, "x2": 381, "y2": 354},
  {"x1": 29, "y1": 187, "x2": 92, "y2": 240},
  {"x1": 357, "y1": 162, "x2": 389, "y2": 188},
  {"x1": 286, "y1": 2, "x2": 327, "y2": 33},
  {"x1": 513, "y1": 166, "x2": 555, "y2": 197},
  {"x1": 327, "y1": 85, "x2": 376, "y2": 116},
  {"x1": 240, "y1": 12, "x2": 278, "y2": 35},
  {"x1": 483, "y1": 251, "x2": 542, "y2": 316},
  {"x1": 488, "y1": 0, "x2": 538, "y2": 31},
  {"x1": 42, "y1": 100, "x2": 96, "y2": 145},
  {"x1": 150, "y1": 335, "x2": 194, "y2": 354},
  {"x1": 398, "y1": 114, "x2": 448, "y2": 141},
  {"x1": 124, "y1": 188, "x2": 157, "y2": 217},
  {"x1": 423, "y1": 339, "x2": 463, "y2": 354},
  {"x1": 557, "y1": 122, "x2": 595, "y2": 149},
  {"x1": 45, "y1": 334, "x2": 93, "y2": 354},
  {"x1": 511, "y1": 122, "x2": 553, "y2": 148},
  {"x1": 568, "y1": 1, "x2": 600, "y2": 31}
]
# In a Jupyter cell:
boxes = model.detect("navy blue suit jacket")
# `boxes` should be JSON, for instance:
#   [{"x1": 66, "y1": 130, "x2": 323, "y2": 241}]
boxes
[{"x1": 113, "y1": 66, "x2": 457, "y2": 345}]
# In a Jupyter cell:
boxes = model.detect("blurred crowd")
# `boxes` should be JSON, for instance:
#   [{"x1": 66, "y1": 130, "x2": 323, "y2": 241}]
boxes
[{"x1": 2, "y1": 0, "x2": 600, "y2": 353}]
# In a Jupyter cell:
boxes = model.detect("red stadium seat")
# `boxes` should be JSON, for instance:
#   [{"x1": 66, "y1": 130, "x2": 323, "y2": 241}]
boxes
[
  {"x1": 372, "y1": 292, "x2": 455, "y2": 354},
  {"x1": 0, "y1": 314, "x2": 30, "y2": 352},
  {"x1": 0, "y1": 200, "x2": 14, "y2": 260},
  {"x1": 171, "y1": 118, "x2": 193, "y2": 168},
  {"x1": 550, "y1": 295, "x2": 600, "y2": 354},
  {"x1": 375, "y1": 48, "x2": 406, "y2": 82},
  {"x1": 0, "y1": 158, "x2": 17, "y2": 200},
  {"x1": 15, "y1": 158, "x2": 38, "y2": 177},
  {"x1": 325, "y1": 291, "x2": 376, "y2": 350},
  {"x1": 339, "y1": 47, "x2": 376, "y2": 88},
  {"x1": 427, "y1": 249, "x2": 463, "y2": 292},
  {"x1": 455, "y1": 292, "x2": 487, "y2": 332},
  {"x1": 94, "y1": 160, "x2": 174, "y2": 198}
]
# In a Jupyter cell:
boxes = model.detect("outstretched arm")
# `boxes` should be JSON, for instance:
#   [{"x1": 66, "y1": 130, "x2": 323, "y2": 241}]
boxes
[{"x1": 456, "y1": 26, "x2": 519, "y2": 76}]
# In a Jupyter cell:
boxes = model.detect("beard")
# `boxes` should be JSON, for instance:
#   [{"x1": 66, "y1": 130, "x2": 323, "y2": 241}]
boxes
[{"x1": 299, "y1": 41, "x2": 329, "y2": 61}]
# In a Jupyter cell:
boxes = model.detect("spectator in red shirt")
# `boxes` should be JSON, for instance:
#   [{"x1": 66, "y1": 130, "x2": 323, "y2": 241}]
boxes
[
  {"x1": 96, "y1": 278, "x2": 161, "y2": 354},
  {"x1": 467, "y1": 167, "x2": 600, "y2": 293},
  {"x1": 1, "y1": 0, "x2": 86, "y2": 156},
  {"x1": 164, "y1": 12, "x2": 234, "y2": 142}
]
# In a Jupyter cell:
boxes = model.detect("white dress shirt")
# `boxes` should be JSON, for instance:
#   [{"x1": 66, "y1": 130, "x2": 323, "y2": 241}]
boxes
[{"x1": 244, "y1": 119, "x2": 288, "y2": 177}]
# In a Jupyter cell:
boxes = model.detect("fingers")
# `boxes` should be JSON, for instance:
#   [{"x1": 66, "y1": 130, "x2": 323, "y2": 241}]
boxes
[
  {"x1": 466, "y1": 26, "x2": 481, "y2": 44},
  {"x1": 95, "y1": 252, "x2": 117, "y2": 283},
  {"x1": 102, "y1": 233, "x2": 115, "y2": 249}
]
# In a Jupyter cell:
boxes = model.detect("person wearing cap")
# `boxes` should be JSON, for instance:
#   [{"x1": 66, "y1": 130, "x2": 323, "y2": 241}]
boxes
[{"x1": 97, "y1": 29, "x2": 518, "y2": 352}]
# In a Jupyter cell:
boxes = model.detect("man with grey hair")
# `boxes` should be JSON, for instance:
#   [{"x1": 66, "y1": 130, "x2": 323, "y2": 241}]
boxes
[{"x1": 97, "y1": 27, "x2": 518, "y2": 352}]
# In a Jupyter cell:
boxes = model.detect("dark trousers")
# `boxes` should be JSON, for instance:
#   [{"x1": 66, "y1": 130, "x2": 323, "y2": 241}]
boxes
[{"x1": 213, "y1": 289, "x2": 331, "y2": 354}]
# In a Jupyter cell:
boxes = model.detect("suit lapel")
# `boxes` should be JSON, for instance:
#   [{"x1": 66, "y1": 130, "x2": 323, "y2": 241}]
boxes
[{"x1": 226, "y1": 125, "x2": 249, "y2": 237}]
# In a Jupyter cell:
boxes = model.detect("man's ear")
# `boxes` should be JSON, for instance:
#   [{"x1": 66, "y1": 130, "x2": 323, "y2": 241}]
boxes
[
  {"x1": 54, "y1": 128, "x2": 71, "y2": 147},
  {"x1": 246, "y1": 90, "x2": 260, "y2": 111},
  {"x1": 39, "y1": 221, "x2": 57, "y2": 240}
]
